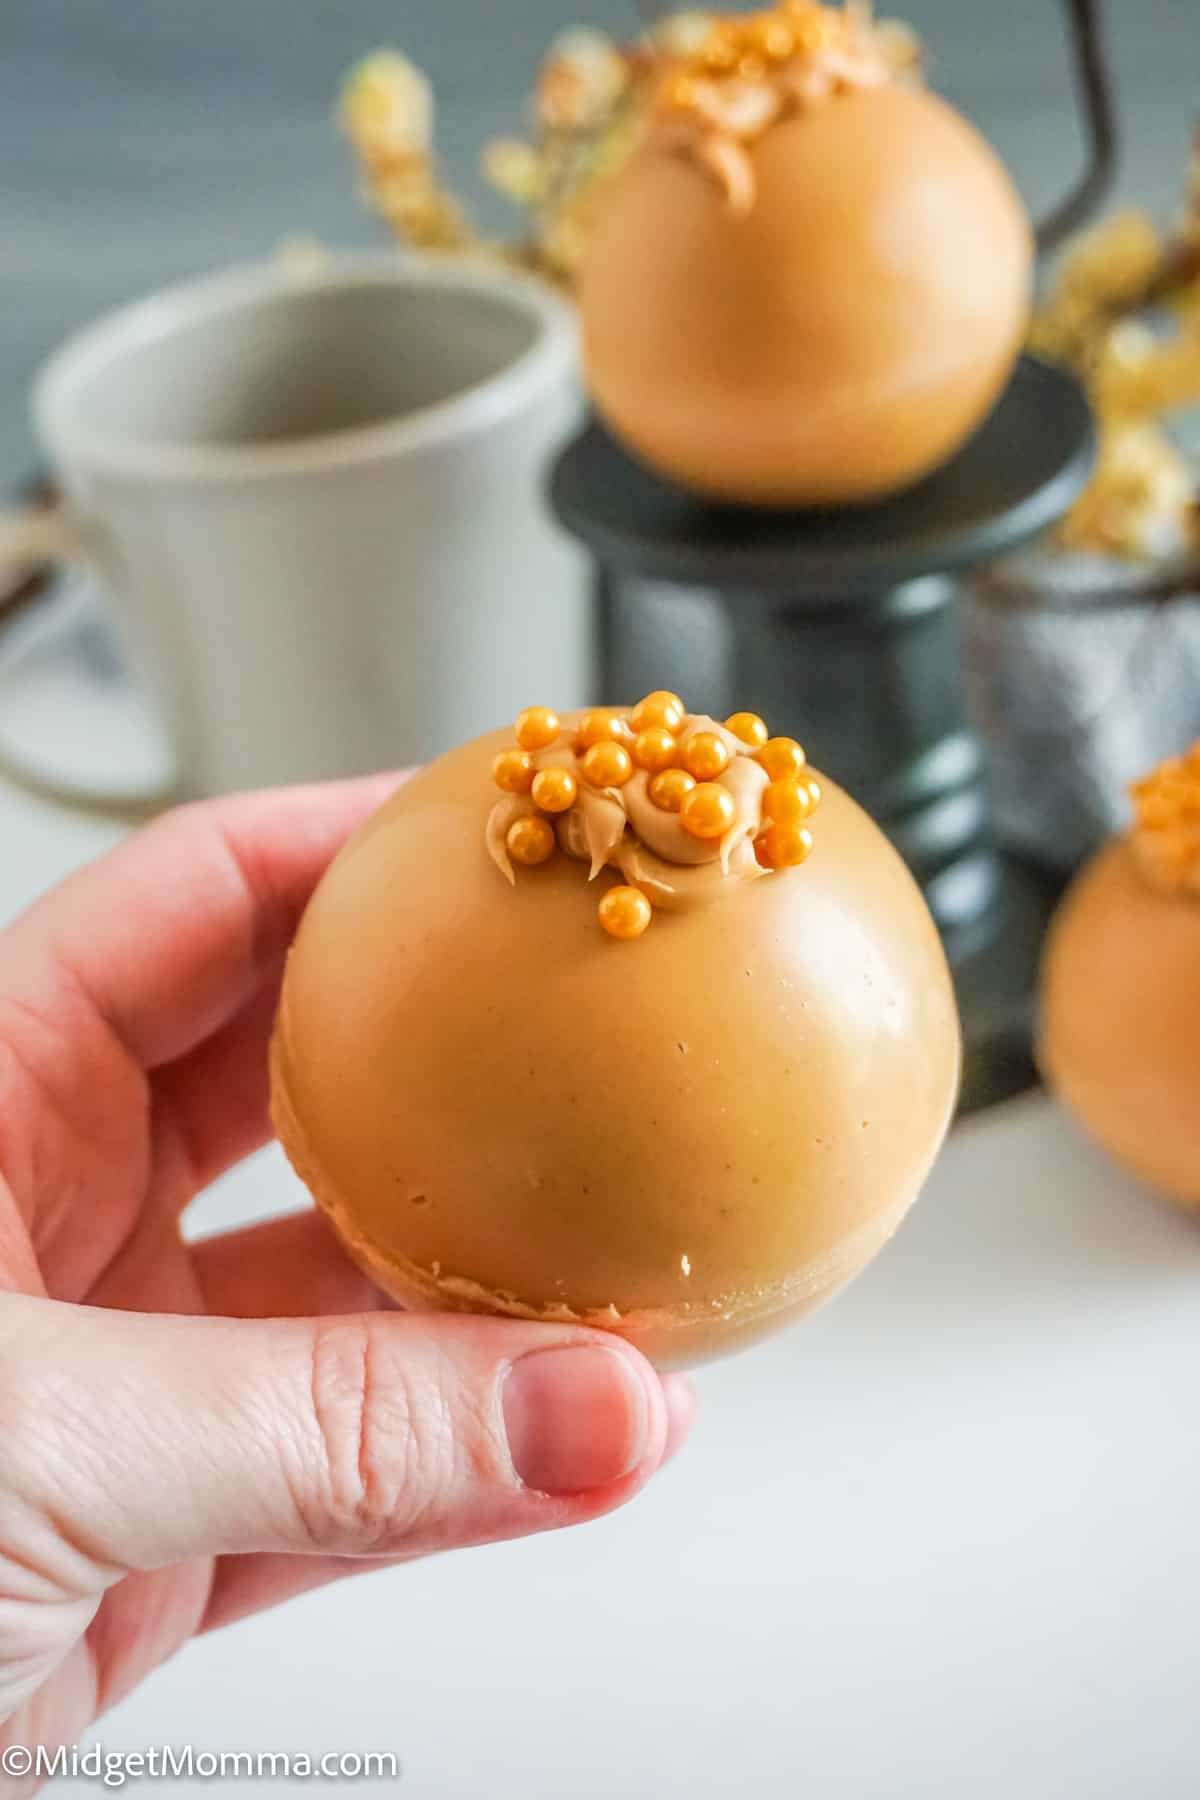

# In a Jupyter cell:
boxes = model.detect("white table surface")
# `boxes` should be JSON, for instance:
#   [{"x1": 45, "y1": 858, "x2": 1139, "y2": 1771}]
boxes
[{"x1": 2, "y1": 765, "x2": 1198, "y2": 1798}]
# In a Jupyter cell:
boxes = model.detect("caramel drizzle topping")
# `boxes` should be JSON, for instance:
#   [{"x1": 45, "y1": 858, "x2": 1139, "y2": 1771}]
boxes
[
  {"x1": 486, "y1": 697, "x2": 822, "y2": 939},
  {"x1": 649, "y1": 2, "x2": 894, "y2": 214}
]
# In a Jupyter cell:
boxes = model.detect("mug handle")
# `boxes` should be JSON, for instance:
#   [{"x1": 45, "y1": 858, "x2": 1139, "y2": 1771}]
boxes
[{"x1": 0, "y1": 499, "x2": 180, "y2": 814}]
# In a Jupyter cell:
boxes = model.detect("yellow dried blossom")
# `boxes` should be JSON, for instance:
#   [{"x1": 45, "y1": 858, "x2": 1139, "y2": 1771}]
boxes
[
  {"x1": 482, "y1": 138, "x2": 545, "y2": 206},
  {"x1": 536, "y1": 28, "x2": 629, "y2": 132},
  {"x1": 1059, "y1": 423, "x2": 1197, "y2": 560},
  {"x1": 340, "y1": 51, "x2": 434, "y2": 160},
  {"x1": 654, "y1": 13, "x2": 719, "y2": 57}
]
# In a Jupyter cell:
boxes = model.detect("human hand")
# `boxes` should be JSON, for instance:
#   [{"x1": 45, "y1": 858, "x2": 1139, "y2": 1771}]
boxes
[{"x1": 0, "y1": 779, "x2": 691, "y2": 1778}]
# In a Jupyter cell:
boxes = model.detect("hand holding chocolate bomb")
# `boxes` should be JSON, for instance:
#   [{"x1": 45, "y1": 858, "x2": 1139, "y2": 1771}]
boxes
[{"x1": 0, "y1": 781, "x2": 693, "y2": 1753}]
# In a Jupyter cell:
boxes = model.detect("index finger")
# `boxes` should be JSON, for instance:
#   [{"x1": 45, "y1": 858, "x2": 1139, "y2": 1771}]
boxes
[{"x1": 0, "y1": 773, "x2": 404, "y2": 1070}]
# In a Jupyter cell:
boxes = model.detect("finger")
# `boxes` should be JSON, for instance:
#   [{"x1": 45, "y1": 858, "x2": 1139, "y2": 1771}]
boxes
[
  {"x1": 0, "y1": 1175, "x2": 43, "y2": 1298},
  {"x1": 0, "y1": 1298, "x2": 684, "y2": 1586},
  {"x1": 0, "y1": 773, "x2": 404, "y2": 1073},
  {"x1": 202, "y1": 1550, "x2": 408, "y2": 1635},
  {"x1": 203, "y1": 1368, "x2": 696, "y2": 1633},
  {"x1": 189, "y1": 1210, "x2": 393, "y2": 1319},
  {"x1": 661, "y1": 1373, "x2": 696, "y2": 1466},
  {"x1": 151, "y1": 981, "x2": 283, "y2": 1200}
]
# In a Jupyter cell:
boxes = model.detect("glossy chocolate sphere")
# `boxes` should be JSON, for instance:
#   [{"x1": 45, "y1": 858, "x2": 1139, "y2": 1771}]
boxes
[
  {"x1": 580, "y1": 84, "x2": 1032, "y2": 507},
  {"x1": 272, "y1": 721, "x2": 960, "y2": 1365}
]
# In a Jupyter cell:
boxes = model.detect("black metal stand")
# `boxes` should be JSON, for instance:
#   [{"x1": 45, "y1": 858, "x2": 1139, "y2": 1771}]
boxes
[{"x1": 550, "y1": 357, "x2": 1095, "y2": 1114}]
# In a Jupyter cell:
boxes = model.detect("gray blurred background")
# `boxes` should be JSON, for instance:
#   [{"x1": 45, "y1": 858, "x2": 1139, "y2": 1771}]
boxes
[{"x1": 2, "y1": 0, "x2": 1197, "y2": 489}]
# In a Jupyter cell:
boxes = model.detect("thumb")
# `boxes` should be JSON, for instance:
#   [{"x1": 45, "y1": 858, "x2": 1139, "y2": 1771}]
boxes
[{"x1": 0, "y1": 1296, "x2": 688, "y2": 1577}]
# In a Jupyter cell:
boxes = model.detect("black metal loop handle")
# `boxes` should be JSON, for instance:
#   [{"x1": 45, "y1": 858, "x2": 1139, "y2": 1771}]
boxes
[{"x1": 1035, "y1": 0, "x2": 1119, "y2": 255}]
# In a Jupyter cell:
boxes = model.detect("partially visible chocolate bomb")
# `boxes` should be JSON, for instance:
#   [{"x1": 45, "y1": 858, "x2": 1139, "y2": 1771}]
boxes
[
  {"x1": 1040, "y1": 745, "x2": 1200, "y2": 1212},
  {"x1": 272, "y1": 697, "x2": 961, "y2": 1366}
]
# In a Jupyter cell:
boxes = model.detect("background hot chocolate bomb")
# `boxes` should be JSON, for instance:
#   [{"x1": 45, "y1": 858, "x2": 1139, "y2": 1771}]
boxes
[
  {"x1": 580, "y1": 3, "x2": 1033, "y2": 507},
  {"x1": 1040, "y1": 745, "x2": 1200, "y2": 1213}
]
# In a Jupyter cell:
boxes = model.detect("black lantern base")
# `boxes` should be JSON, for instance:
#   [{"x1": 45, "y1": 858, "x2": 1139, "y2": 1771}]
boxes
[
  {"x1": 952, "y1": 854, "x2": 1068, "y2": 1113},
  {"x1": 550, "y1": 357, "x2": 1095, "y2": 1114}
]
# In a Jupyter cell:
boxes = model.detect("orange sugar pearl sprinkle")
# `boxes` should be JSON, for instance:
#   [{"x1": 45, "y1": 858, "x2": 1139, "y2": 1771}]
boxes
[
  {"x1": 762, "y1": 777, "x2": 816, "y2": 826},
  {"x1": 582, "y1": 740, "x2": 634, "y2": 788},
  {"x1": 786, "y1": 0, "x2": 840, "y2": 42},
  {"x1": 700, "y1": 27, "x2": 740, "y2": 72},
  {"x1": 1134, "y1": 755, "x2": 1200, "y2": 812},
  {"x1": 756, "y1": 823, "x2": 815, "y2": 870},
  {"x1": 1139, "y1": 793, "x2": 1179, "y2": 828},
  {"x1": 805, "y1": 775, "x2": 823, "y2": 809},
  {"x1": 661, "y1": 71, "x2": 700, "y2": 110},
  {"x1": 514, "y1": 706, "x2": 560, "y2": 751},
  {"x1": 750, "y1": 15, "x2": 796, "y2": 60},
  {"x1": 680, "y1": 781, "x2": 737, "y2": 840},
  {"x1": 648, "y1": 767, "x2": 696, "y2": 812},
  {"x1": 576, "y1": 709, "x2": 632, "y2": 751},
  {"x1": 680, "y1": 730, "x2": 731, "y2": 782},
  {"x1": 532, "y1": 766, "x2": 577, "y2": 813},
  {"x1": 507, "y1": 815, "x2": 556, "y2": 866},
  {"x1": 631, "y1": 690, "x2": 686, "y2": 735},
  {"x1": 1129, "y1": 744, "x2": 1200, "y2": 891},
  {"x1": 633, "y1": 726, "x2": 679, "y2": 773},
  {"x1": 493, "y1": 748, "x2": 536, "y2": 793},
  {"x1": 598, "y1": 885, "x2": 653, "y2": 940},
  {"x1": 725, "y1": 711, "x2": 769, "y2": 750},
  {"x1": 757, "y1": 736, "x2": 807, "y2": 781}
]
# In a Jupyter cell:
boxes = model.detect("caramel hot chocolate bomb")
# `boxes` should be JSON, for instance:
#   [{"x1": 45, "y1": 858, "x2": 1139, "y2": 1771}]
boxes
[
  {"x1": 1040, "y1": 746, "x2": 1200, "y2": 1213},
  {"x1": 579, "y1": 2, "x2": 1033, "y2": 508},
  {"x1": 272, "y1": 696, "x2": 961, "y2": 1366}
]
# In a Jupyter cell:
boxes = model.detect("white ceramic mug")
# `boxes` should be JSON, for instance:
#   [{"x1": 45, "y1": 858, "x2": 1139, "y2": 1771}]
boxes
[{"x1": 0, "y1": 252, "x2": 592, "y2": 798}]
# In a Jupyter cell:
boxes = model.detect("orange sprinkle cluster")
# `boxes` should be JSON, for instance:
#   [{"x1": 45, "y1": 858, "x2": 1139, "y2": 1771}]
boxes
[
  {"x1": 661, "y1": 0, "x2": 845, "y2": 99},
  {"x1": 490, "y1": 692, "x2": 822, "y2": 939},
  {"x1": 648, "y1": 0, "x2": 891, "y2": 212},
  {"x1": 1130, "y1": 742, "x2": 1200, "y2": 896}
]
